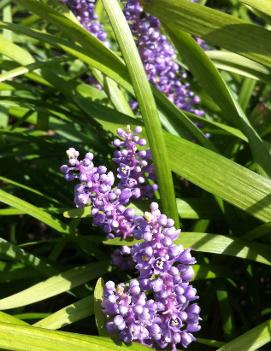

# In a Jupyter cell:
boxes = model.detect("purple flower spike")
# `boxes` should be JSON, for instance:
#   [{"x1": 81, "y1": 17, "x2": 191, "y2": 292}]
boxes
[
  {"x1": 123, "y1": 0, "x2": 204, "y2": 116},
  {"x1": 61, "y1": 126, "x2": 155, "y2": 239}
]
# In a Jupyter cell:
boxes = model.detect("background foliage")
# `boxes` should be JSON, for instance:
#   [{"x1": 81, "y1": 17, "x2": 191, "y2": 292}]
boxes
[{"x1": 0, "y1": 0, "x2": 271, "y2": 350}]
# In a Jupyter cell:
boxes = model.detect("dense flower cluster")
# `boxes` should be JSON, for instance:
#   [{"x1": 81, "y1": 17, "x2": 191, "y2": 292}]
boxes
[
  {"x1": 60, "y1": 126, "x2": 156, "y2": 238},
  {"x1": 123, "y1": 0, "x2": 204, "y2": 116},
  {"x1": 102, "y1": 202, "x2": 201, "y2": 350},
  {"x1": 60, "y1": 0, "x2": 107, "y2": 42}
]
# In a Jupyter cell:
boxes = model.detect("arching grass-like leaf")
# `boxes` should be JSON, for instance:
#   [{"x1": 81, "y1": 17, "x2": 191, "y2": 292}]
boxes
[
  {"x1": 0, "y1": 322, "x2": 151, "y2": 351},
  {"x1": 217, "y1": 318, "x2": 271, "y2": 351},
  {"x1": 0, "y1": 311, "x2": 28, "y2": 326},
  {"x1": 0, "y1": 207, "x2": 26, "y2": 215},
  {"x1": 185, "y1": 112, "x2": 248, "y2": 142},
  {"x1": 207, "y1": 51, "x2": 271, "y2": 82},
  {"x1": 165, "y1": 134, "x2": 271, "y2": 223},
  {"x1": 0, "y1": 238, "x2": 56, "y2": 276},
  {"x1": 0, "y1": 34, "x2": 34, "y2": 64},
  {"x1": 176, "y1": 233, "x2": 271, "y2": 266},
  {"x1": 241, "y1": 0, "x2": 271, "y2": 19},
  {"x1": 94, "y1": 278, "x2": 107, "y2": 336},
  {"x1": 63, "y1": 207, "x2": 91, "y2": 219},
  {"x1": 0, "y1": 261, "x2": 109, "y2": 310},
  {"x1": 0, "y1": 189, "x2": 70, "y2": 234},
  {"x1": 0, "y1": 176, "x2": 60, "y2": 204}
]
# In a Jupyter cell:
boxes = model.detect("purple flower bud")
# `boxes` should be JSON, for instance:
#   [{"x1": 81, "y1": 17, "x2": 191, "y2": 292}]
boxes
[
  {"x1": 187, "y1": 303, "x2": 201, "y2": 315},
  {"x1": 135, "y1": 304, "x2": 144, "y2": 314},
  {"x1": 119, "y1": 305, "x2": 129, "y2": 316},
  {"x1": 151, "y1": 278, "x2": 163, "y2": 292},
  {"x1": 60, "y1": 165, "x2": 69, "y2": 173},
  {"x1": 114, "y1": 315, "x2": 126, "y2": 330},
  {"x1": 134, "y1": 126, "x2": 142, "y2": 134},
  {"x1": 105, "y1": 281, "x2": 115, "y2": 291},
  {"x1": 130, "y1": 283, "x2": 141, "y2": 296},
  {"x1": 185, "y1": 286, "x2": 198, "y2": 300},
  {"x1": 181, "y1": 331, "x2": 194, "y2": 347},
  {"x1": 143, "y1": 231, "x2": 152, "y2": 241},
  {"x1": 124, "y1": 208, "x2": 135, "y2": 218},
  {"x1": 182, "y1": 266, "x2": 195, "y2": 281},
  {"x1": 187, "y1": 323, "x2": 201, "y2": 333}
]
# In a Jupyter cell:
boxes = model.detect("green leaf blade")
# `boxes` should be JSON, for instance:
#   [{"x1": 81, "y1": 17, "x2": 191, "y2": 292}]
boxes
[
  {"x1": 0, "y1": 322, "x2": 151, "y2": 351},
  {"x1": 165, "y1": 134, "x2": 271, "y2": 223},
  {"x1": 94, "y1": 278, "x2": 107, "y2": 336},
  {"x1": 34, "y1": 297, "x2": 93, "y2": 330},
  {"x1": 0, "y1": 189, "x2": 70, "y2": 234},
  {"x1": 0, "y1": 261, "x2": 109, "y2": 310},
  {"x1": 218, "y1": 319, "x2": 271, "y2": 351}
]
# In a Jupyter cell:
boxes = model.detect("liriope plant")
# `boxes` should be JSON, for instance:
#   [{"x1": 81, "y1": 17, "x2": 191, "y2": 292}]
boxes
[{"x1": 0, "y1": 0, "x2": 270, "y2": 351}]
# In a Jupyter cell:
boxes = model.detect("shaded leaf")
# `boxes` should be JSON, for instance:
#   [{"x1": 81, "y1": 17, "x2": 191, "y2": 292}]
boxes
[{"x1": 34, "y1": 297, "x2": 93, "y2": 330}]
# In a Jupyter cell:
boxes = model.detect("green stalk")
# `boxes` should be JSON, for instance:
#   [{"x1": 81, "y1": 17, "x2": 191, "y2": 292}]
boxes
[{"x1": 102, "y1": 0, "x2": 179, "y2": 226}]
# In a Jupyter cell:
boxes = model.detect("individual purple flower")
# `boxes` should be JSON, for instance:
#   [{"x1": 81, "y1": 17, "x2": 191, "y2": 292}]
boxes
[
  {"x1": 113, "y1": 126, "x2": 157, "y2": 199},
  {"x1": 103, "y1": 202, "x2": 201, "y2": 350},
  {"x1": 123, "y1": 0, "x2": 204, "y2": 116},
  {"x1": 60, "y1": 0, "x2": 107, "y2": 42}
]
